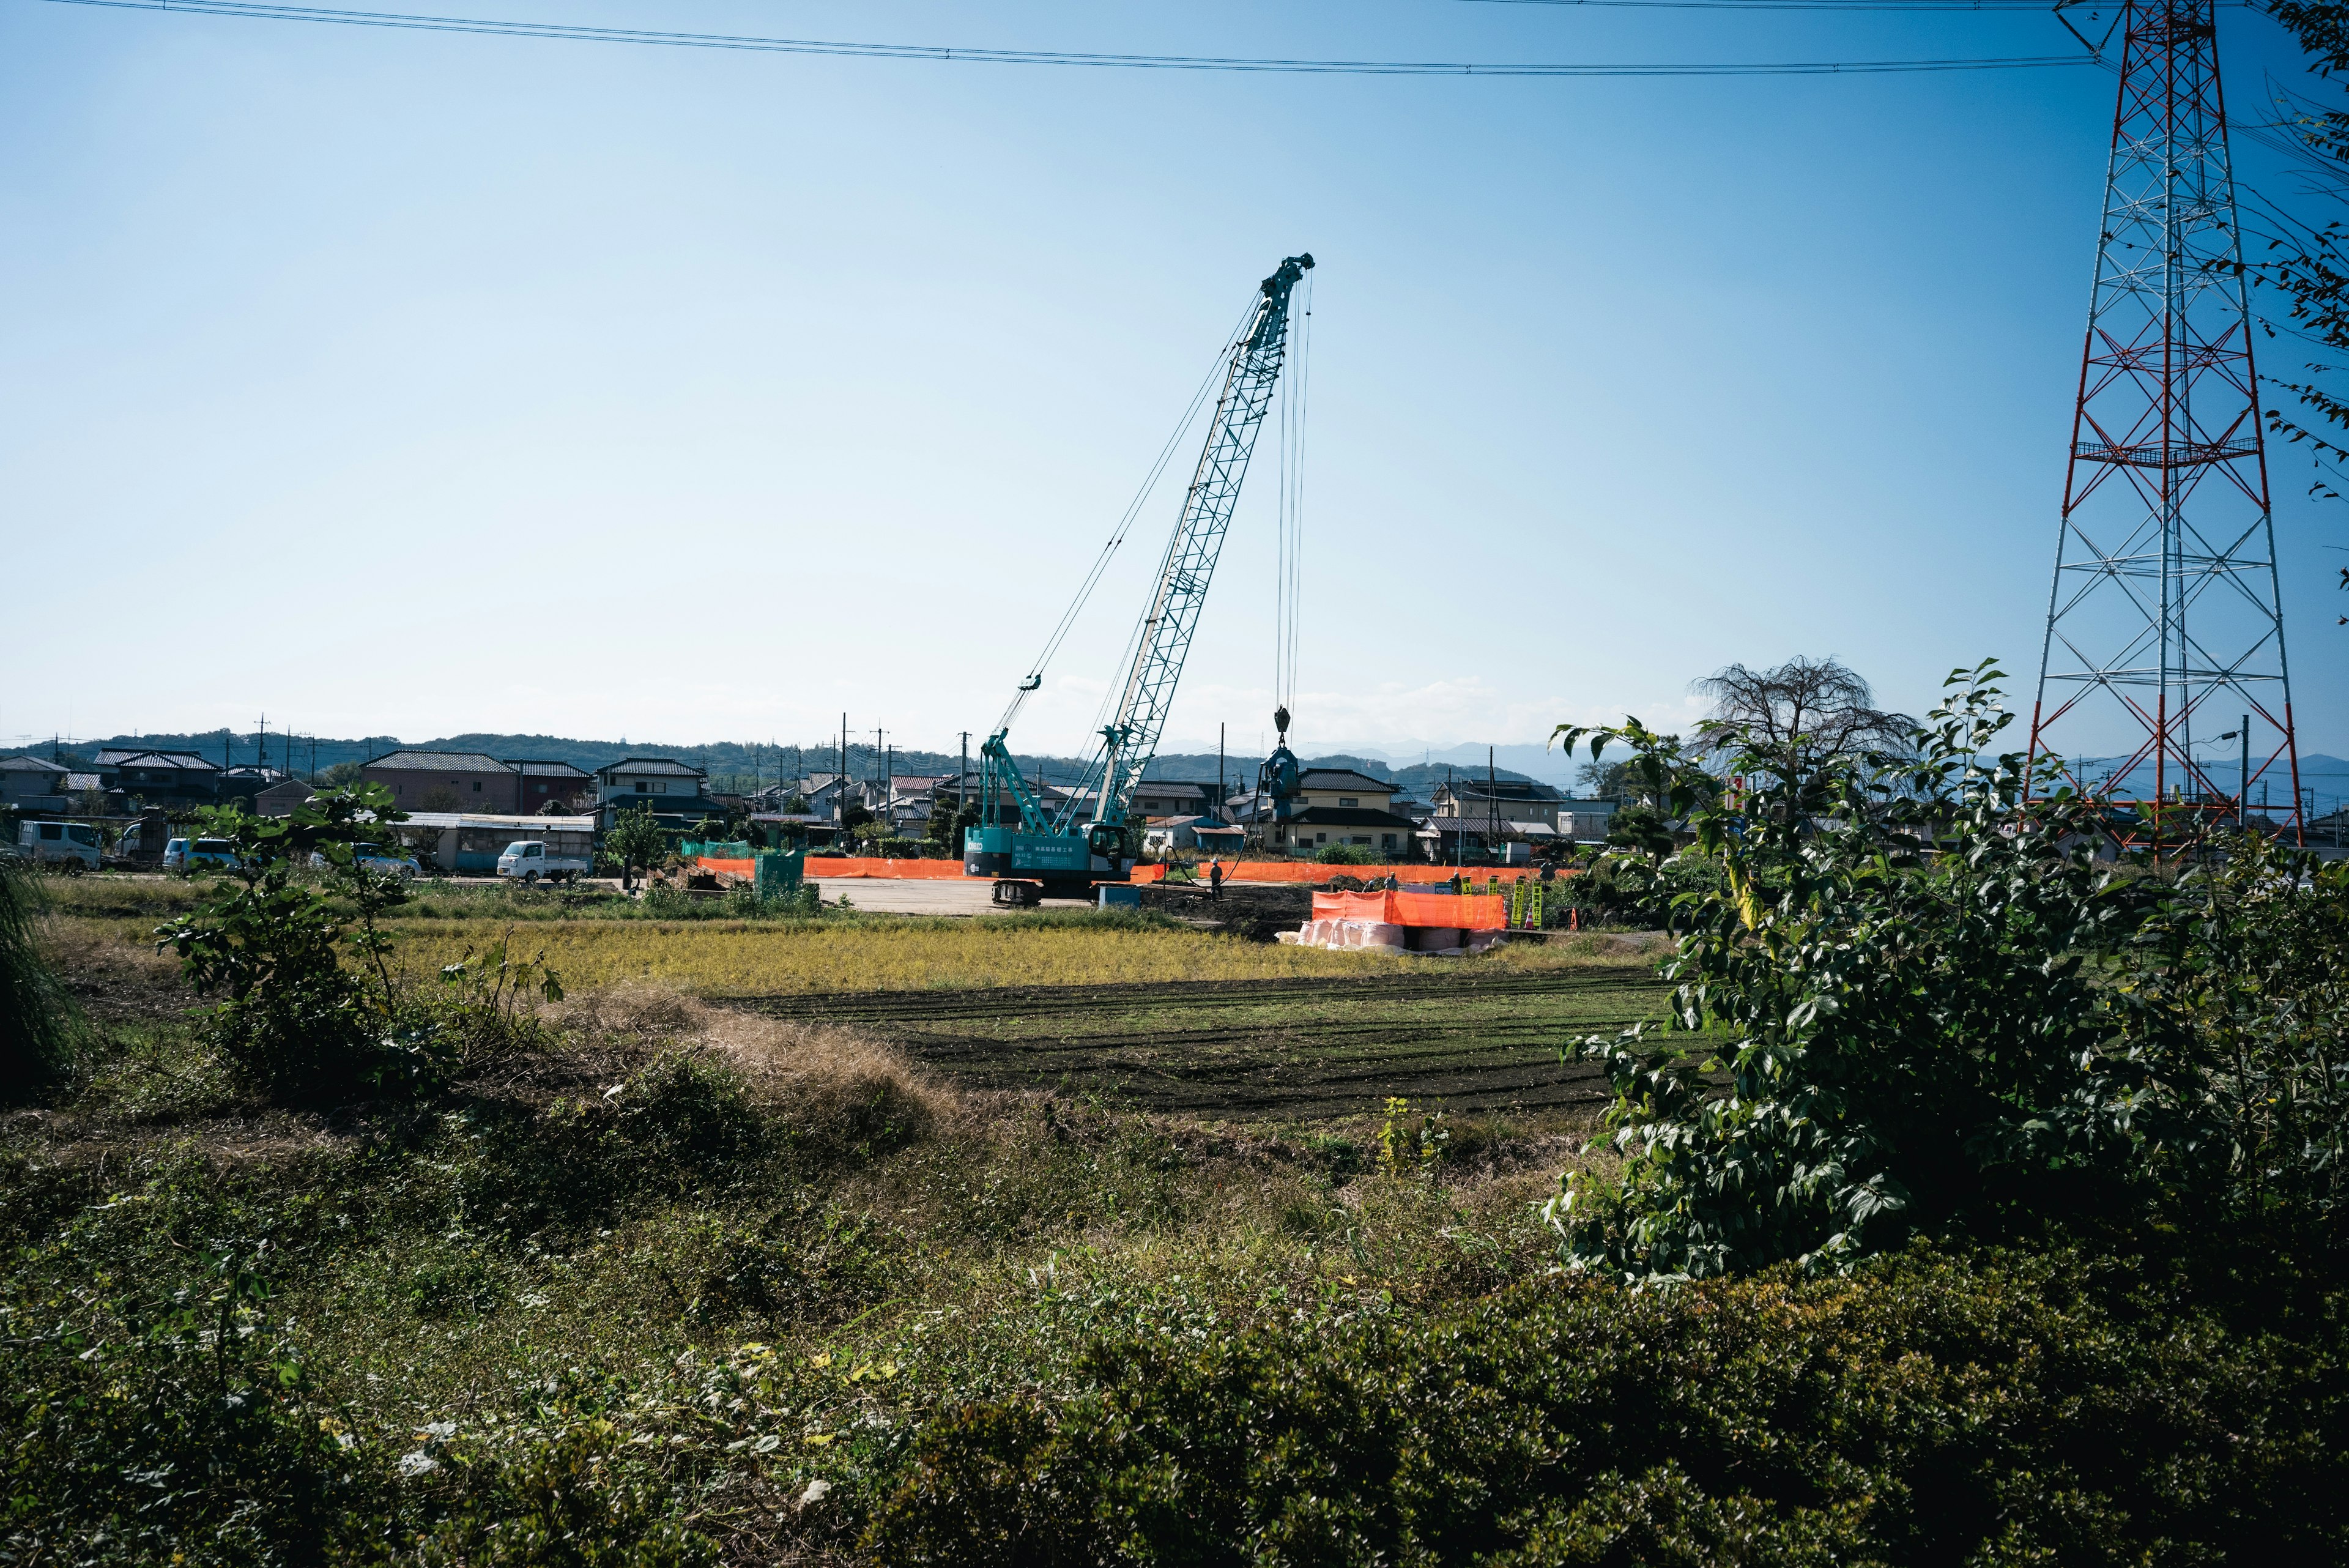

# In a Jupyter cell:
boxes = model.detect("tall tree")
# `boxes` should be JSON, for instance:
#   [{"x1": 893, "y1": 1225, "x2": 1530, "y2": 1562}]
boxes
[{"x1": 1692, "y1": 656, "x2": 1912, "y2": 799}]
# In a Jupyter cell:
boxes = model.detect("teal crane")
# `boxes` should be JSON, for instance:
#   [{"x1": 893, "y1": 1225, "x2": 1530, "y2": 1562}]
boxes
[{"x1": 966, "y1": 253, "x2": 1313, "y2": 903}]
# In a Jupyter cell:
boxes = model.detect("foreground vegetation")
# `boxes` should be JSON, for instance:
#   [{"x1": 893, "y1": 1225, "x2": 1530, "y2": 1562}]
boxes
[{"x1": 7, "y1": 673, "x2": 2349, "y2": 1563}]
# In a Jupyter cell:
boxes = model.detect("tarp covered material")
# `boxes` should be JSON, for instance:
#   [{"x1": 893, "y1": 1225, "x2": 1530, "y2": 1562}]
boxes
[
  {"x1": 683, "y1": 840, "x2": 754, "y2": 861},
  {"x1": 1312, "y1": 889, "x2": 1505, "y2": 931}
]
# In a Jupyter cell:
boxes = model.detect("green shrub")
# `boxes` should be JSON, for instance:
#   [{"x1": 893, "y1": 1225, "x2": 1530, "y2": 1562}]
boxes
[
  {"x1": 1547, "y1": 664, "x2": 2324, "y2": 1278},
  {"x1": 0, "y1": 858, "x2": 77, "y2": 1098},
  {"x1": 865, "y1": 1241, "x2": 2349, "y2": 1564},
  {"x1": 1313, "y1": 843, "x2": 1379, "y2": 865}
]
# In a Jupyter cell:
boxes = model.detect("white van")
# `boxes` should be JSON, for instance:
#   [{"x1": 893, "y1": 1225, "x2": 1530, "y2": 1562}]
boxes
[
  {"x1": 19, "y1": 820, "x2": 102, "y2": 869},
  {"x1": 497, "y1": 839, "x2": 592, "y2": 884}
]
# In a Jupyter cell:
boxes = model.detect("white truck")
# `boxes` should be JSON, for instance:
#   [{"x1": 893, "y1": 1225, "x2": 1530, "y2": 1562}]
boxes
[
  {"x1": 497, "y1": 838, "x2": 593, "y2": 884},
  {"x1": 18, "y1": 820, "x2": 103, "y2": 869}
]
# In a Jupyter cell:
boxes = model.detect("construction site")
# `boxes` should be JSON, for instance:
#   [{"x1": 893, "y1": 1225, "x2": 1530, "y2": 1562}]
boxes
[{"x1": 9, "y1": 1, "x2": 2349, "y2": 1561}]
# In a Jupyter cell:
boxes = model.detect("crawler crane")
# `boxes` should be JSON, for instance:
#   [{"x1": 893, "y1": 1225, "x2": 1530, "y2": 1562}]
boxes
[{"x1": 965, "y1": 253, "x2": 1313, "y2": 903}]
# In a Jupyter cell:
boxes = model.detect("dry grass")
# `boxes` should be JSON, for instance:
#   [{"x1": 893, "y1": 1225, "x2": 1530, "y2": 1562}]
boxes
[{"x1": 554, "y1": 981, "x2": 962, "y2": 1136}]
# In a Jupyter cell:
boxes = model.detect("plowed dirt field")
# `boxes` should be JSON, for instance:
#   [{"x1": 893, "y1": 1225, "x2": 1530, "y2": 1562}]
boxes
[{"x1": 717, "y1": 965, "x2": 1671, "y2": 1123}]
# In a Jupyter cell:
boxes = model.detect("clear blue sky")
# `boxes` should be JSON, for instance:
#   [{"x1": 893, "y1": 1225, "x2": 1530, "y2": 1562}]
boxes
[{"x1": 1, "y1": 0, "x2": 2338, "y2": 766}]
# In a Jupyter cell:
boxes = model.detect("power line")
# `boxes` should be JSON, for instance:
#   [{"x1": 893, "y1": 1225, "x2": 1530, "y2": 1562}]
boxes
[{"x1": 38, "y1": 1, "x2": 2098, "y2": 76}]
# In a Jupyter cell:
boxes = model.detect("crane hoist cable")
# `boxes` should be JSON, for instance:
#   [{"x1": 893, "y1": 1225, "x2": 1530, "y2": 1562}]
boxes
[
  {"x1": 996, "y1": 294, "x2": 1261, "y2": 743},
  {"x1": 1276, "y1": 267, "x2": 1313, "y2": 716}
]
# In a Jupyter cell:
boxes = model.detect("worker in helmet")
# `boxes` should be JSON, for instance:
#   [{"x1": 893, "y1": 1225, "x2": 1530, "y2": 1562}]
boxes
[{"x1": 1208, "y1": 857, "x2": 1223, "y2": 900}]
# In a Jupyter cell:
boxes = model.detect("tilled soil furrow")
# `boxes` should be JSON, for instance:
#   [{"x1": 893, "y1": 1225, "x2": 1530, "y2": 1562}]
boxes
[
  {"x1": 711, "y1": 967, "x2": 1658, "y2": 1123},
  {"x1": 716, "y1": 968, "x2": 1650, "y2": 1023},
  {"x1": 885, "y1": 1017, "x2": 1643, "y2": 1057}
]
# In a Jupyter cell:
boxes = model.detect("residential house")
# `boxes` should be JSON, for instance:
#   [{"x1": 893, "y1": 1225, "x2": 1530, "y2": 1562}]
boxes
[
  {"x1": 1248, "y1": 767, "x2": 1421, "y2": 859},
  {"x1": 1130, "y1": 780, "x2": 1219, "y2": 820},
  {"x1": 0, "y1": 756, "x2": 72, "y2": 812},
  {"x1": 510, "y1": 759, "x2": 595, "y2": 814},
  {"x1": 94, "y1": 748, "x2": 222, "y2": 806},
  {"x1": 596, "y1": 757, "x2": 711, "y2": 829},
  {"x1": 885, "y1": 775, "x2": 946, "y2": 839},
  {"x1": 362, "y1": 749, "x2": 521, "y2": 811},
  {"x1": 255, "y1": 780, "x2": 317, "y2": 817},
  {"x1": 1433, "y1": 779, "x2": 1570, "y2": 830},
  {"x1": 219, "y1": 765, "x2": 292, "y2": 809},
  {"x1": 61, "y1": 773, "x2": 129, "y2": 813}
]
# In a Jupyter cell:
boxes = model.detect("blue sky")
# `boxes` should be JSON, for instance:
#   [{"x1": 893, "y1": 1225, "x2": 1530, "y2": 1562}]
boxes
[{"x1": 1, "y1": 0, "x2": 2338, "y2": 769}]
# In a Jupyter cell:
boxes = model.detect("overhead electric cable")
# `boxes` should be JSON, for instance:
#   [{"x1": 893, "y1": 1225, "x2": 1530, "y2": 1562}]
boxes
[
  {"x1": 1449, "y1": 0, "x2": 2247, "y2": 9},
  {"x1": 38, "y1": 0, "x2": 2097, "y2": 75}
]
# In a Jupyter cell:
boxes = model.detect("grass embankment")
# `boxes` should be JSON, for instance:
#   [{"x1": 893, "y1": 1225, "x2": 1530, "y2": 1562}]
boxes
[{"x1": 34, "y1": 874, "x2": 1660, "y2": 996}]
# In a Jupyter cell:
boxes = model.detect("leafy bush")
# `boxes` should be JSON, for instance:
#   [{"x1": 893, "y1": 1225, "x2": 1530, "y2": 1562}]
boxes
[
  {"x1": 1548, "y1": 664, "x2": 2349, "y2": 1279},
  {"x1": 607, "y1": 806, "x2": 669, "y2": 887},
  {"x1": 0, "y1": 858, "x2": 78, "y2": 1097},
  {"x1": 865, "y1": 1241, "x2": 2349, "y2": 1564},
  {"x1": 1313, "y1": 843, "x2": 1380, "y2": 865},
  {"x1": 154, "y1": 787, "x2": 446, "y2": 1103},
  {"x1": 2116, "y1": 830, "x2": 2349, "y2": 1228}
]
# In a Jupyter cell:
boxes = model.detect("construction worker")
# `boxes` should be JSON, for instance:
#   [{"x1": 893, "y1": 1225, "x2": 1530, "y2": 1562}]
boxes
[{"x1": 1208, "y1": 857, "x2": 1224, "y2": 899}]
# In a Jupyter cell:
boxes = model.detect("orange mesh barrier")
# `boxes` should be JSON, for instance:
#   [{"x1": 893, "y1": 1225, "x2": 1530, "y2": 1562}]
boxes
[
  {"x1": 1310, "y1": 890, "x2": 1506, "y2": 931},
  {"x1": 803, "y1": 857, "x2": 968, "y2": 880},
  {"x1": 694, "y1": 858, "x2": 756, "y2": 878}
]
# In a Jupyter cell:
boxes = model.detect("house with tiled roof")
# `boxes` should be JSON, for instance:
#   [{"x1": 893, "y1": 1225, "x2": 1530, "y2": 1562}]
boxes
[
  {"x1": 361, "y1": 749, "x2": 520, "y2": 812},
  {"x1": 94, "y1": 748, "x2": 221, "y2": 805},
  {"x1": 595, "y1": 757, "x2": 711, "y2": 829},
  {"x1": 1, "y1": 756, "x2": 71, "y2": 812}
]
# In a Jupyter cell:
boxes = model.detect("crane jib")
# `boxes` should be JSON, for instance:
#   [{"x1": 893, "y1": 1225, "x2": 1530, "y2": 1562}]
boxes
[{"x1": 968, "y1": 253, "x2": 1312, "y2": 899}]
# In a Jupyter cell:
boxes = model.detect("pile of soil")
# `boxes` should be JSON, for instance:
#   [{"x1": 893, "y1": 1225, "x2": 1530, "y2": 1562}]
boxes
[{"x1": 1138, "y1": 882, "x2": 1312, "y2": 942}]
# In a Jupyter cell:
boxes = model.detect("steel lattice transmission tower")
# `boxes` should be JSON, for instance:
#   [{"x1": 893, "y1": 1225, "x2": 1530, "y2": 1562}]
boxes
[{"x1": 2028, "y1": 0, "x2": 2301, "y2": 842}]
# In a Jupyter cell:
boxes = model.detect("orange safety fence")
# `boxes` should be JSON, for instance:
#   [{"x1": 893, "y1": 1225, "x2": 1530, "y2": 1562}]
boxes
[
  {"x1": 1312, "y1": 889, "x2": 1507, "y2": 931},
  {"x1": 800, "y1": 857, "x2": 970, "y2": 880},
  {"x1": 693, "y1": 858, "x2": 757, "y2": 878}
]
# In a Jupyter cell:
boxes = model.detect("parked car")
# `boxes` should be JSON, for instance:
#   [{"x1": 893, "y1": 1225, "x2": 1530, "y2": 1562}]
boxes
[
  {"x1": 18, "y1": 820, "x2": 103, "y2": 870},
  {"x1": 306, "y1": 844, "x2": 421, "y2": 880},
  {"x1": 497, "y1": 839, "x2": 592, "y2": 884},
  {"x1": 163, "y1": 836, "x2": 239, "y2": 872}
]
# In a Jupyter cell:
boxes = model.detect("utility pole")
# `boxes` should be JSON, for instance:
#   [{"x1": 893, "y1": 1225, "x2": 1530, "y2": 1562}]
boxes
[
  {"x1": 958, "y1": 731, "x2": 970, "y2": 832},
  {"x1": 1489, "y1": 745, "x2": 1499, "y2": 869},
  {"x1": 839, "y1": 714, "x2": 848, "y2": 823},
  {"x1": 1218, "y1": 723, "x2": 1225, "y2": 820},
  {"x1": 257, "y1": 714, "x2": 267, "y2": 774},
  {"x1": 2240, "y1": 716, "x2": 2250, "y2": 829}
]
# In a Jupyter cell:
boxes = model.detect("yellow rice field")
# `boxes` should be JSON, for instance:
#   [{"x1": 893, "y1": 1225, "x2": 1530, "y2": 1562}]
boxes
[{"x1": 377, "y1": 918, "x2": 1608, "y2": 995}]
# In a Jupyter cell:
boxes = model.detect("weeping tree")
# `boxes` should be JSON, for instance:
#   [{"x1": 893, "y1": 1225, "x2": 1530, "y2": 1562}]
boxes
[{"x1": 1693, "y1": 655, "x2": 1913, "y2": 813}]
